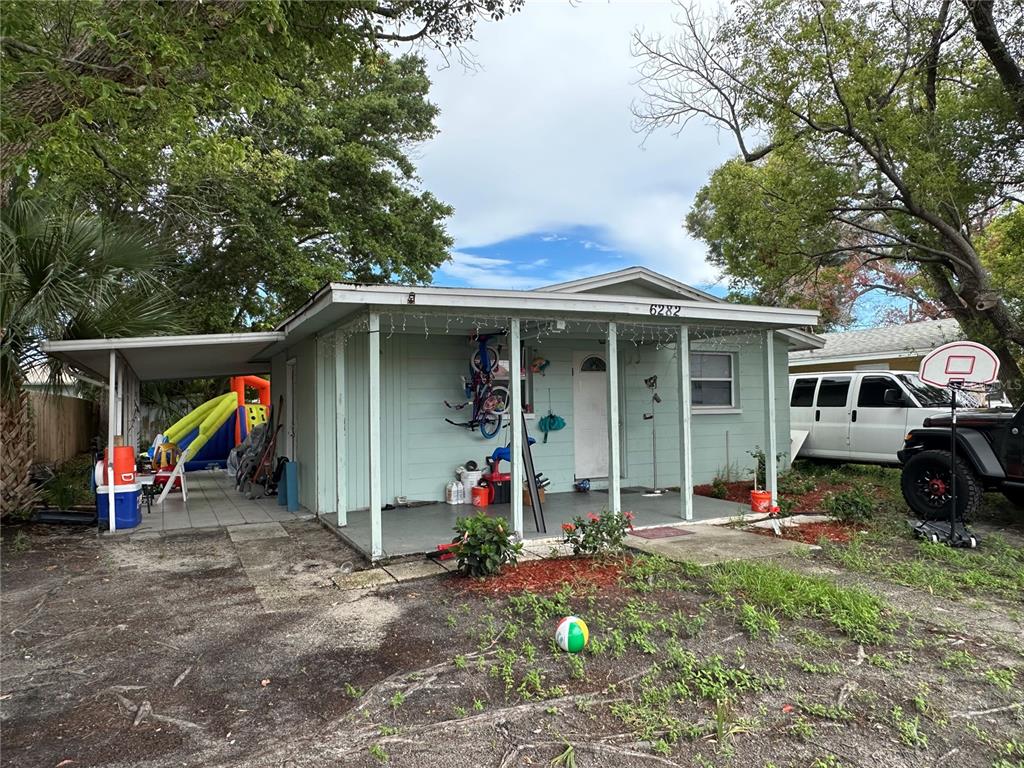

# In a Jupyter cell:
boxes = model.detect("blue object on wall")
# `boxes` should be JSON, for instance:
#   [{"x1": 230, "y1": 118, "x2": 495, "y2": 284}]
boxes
[{"x1": 285, "y1": 462, "x2": 299, "y2": 512}]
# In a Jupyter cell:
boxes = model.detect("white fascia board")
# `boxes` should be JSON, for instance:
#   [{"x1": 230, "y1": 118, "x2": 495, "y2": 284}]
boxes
[
  {"x1": 326, "y1": 283, "x2": 819, "y2": 329},
  {"x1": 782, "y1": 328, "x2": 826, "y2": 351},
  {"x1": 789, "y1": 349, "x2": 921, "y2": 366},
  {"x1": 42, "y1": 331, "x2": 285, "y2": 353}
]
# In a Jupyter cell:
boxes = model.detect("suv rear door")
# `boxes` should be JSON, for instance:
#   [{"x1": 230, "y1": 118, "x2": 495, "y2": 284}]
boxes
[
  {"x1": 803, "y1": 375, "x2": 852, "y2": 459},
  {"x1": 849, "y1": 374, "x2": 909, "y2": 463}
]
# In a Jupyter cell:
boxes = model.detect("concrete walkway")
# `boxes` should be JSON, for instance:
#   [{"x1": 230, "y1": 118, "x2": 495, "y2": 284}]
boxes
[{"x1": 624, "y1": 524, "x2": 816, "y2": 566}]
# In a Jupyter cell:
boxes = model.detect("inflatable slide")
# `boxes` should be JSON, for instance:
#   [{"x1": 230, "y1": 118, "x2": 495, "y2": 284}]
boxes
[{"x1": 160, "y1": 376, "x2": 270, "y2": 471}]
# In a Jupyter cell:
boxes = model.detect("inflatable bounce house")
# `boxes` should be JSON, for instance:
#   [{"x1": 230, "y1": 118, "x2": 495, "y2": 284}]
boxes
[{"x1": 155, "y1": 376, "x2": 270, "y2": 472}]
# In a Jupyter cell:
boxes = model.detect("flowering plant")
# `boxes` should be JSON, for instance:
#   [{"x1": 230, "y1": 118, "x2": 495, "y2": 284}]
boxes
[{"x1": 561, "y1": 509, "x2": 635, "y2": 556}]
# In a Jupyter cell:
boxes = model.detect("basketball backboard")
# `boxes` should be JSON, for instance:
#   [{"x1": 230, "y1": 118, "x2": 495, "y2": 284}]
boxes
[{"x1": 918, "y1": 341, "x2": 1000, "y2": 388}]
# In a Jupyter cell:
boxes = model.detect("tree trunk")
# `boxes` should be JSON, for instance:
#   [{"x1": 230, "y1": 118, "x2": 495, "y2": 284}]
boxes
[
  {"x1": 922, "y1": 264, "x2": 1023, "y2": 405},
  {"x1": 0, "y1": 389, "x2": 40, "y2": 517}
]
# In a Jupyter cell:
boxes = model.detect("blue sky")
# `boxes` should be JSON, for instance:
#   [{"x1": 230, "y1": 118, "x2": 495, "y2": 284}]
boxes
[
  {"x1": 411, "y1": 1, "x2": 888, "y2": 327},
  {"x1": 414, "y1": 2, "x2": 735, "y2": 294}
]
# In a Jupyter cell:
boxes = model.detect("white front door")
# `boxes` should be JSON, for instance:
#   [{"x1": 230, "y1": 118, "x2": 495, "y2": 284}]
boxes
[
  {"x1": 848, "y1": 374, "x2": 910, "y2": 462},
  {"x1": 573, "y1": 352, "x2": 608, "y2": 478}
]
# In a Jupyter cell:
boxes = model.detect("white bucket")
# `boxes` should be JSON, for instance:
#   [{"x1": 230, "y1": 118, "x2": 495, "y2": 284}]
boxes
[{"x1": 460, "y1": 469, "x2": 483, "y2": 488}]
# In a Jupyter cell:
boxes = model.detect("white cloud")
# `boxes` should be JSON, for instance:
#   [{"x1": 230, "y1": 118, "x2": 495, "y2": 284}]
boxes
[
  {"x1": 436, "y1": 251, "x2": 623, "y2": 290},
  {"x1": 415, "y1": 0, "x2": 733, "y2": 286}
]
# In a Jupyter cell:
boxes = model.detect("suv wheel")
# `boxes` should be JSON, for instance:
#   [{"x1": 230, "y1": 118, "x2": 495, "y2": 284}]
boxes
[
  {"x1": 1002, "y1": 487, "x2": 1024, "y2": 509},
  {"x1": 901, "y1": 449, "x2": 983, "y2": 521}
]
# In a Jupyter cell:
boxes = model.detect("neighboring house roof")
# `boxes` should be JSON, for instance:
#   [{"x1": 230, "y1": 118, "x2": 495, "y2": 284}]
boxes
[{"x1": 789, "y1": 318, "x2": 962, "y2": 367}]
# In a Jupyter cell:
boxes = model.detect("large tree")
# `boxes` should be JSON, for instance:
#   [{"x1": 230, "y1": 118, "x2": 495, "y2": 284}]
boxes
[
  {"x1": 634, "y1": 0, "x2": 1024, "y2": 395},
  {"x1": 2, "y1": 0, "x2": 521, "y2": 329}
]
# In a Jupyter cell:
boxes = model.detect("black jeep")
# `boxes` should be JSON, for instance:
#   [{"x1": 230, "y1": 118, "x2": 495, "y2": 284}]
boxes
[{"x1": 897, "y1": 404, "x2": 1024, "y2": 520}]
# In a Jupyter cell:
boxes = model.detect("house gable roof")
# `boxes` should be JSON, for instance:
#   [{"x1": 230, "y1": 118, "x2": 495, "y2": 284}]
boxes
[{"x1": 538, "y1": 266, "x2": 720, "y2": 303}]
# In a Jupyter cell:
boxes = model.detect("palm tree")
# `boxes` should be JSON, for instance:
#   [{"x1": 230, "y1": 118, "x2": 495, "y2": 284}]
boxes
[{"x1": 0, "y1": 188, "x2": 179, "y2": 516}]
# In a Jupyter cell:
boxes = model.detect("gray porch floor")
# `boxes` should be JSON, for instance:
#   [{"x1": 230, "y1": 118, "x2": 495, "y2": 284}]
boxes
[
  {"x1": 329, "y1": 490, "x2": 750, "y2": 560},
  {"x1": 109, "y1": 470, "x2": 313, "y2": 536}
]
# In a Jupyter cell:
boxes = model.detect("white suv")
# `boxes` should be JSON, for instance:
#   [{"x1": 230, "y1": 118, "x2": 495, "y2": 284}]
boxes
[{"x1": 788, "y1": 371, "x2": 984, "y2": 464}]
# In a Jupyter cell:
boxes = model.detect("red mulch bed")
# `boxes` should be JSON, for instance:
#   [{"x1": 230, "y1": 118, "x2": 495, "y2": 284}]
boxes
[
  {"x1": 693, "y1": 480, "x2": 854, "y2": 513},
  {"x1": 693, "y1": 480, "x2": 753, "y2": 505},
  {"x1": 748, "y1": 520, "x2": 862, "y2": 544},
  {"x1": 452, "y1": 557, "x2": 627, "y2": 596}
]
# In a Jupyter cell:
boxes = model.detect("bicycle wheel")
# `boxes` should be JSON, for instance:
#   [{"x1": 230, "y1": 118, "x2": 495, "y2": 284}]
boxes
[
  {"x1": 479, "y1": 412, "x2": 503, "y2": 439},
  {"x1": 486, "y1": 385, "x2": 510, "y2": 415},
  {"x1": 471, "y1": 345, "x2": 500, "y2": 374}
]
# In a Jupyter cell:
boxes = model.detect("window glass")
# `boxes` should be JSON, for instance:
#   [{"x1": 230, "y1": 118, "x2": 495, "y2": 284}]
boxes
[
  {"x1": 896, "y1": 374, "x2": 981, "y2": 408},
  {"x1": 690, "y1": 352, "x2": 734, "y2": 407},
  {"x1": 790, "y1": 378, "x2": 817, "y2": 407},
  {"x1": 857, "y1": 376, "x2": 898, "y2": 408},
  {"x1": 692, "y1": 353, "x2": 731, "y2": 379},
  {"x1": 692, "y1": 380, "x2": 733, "y2": 406},
  {"x1": 580, "y1": 356, "x2": 606, "y2": 372},
  {"x1": 816, "y1": 377, "x2": 851, "y2": 407}
]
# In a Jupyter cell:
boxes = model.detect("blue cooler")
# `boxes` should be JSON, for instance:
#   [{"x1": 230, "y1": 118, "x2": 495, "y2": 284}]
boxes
[{"x1": 97, "y1": 483, "x2": 142, "y2": 529}]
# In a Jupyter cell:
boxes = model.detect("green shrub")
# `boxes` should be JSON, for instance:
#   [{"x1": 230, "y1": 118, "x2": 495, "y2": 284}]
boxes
[
  {"x1": 778, "y1": 470, "x2": 816, "y2": 496},
  {"x1": 821, "y1": 486, "x2": 876, "y2": 523},
  {"x1": 709, "y1": 476, "x2": 729, "y2": 499},
  {"x1": 561, "y1": 509, "x2": 634, "y2": 556},
  {"x1": 451, "y1": 512, "x2": 522, "y2": 577}
]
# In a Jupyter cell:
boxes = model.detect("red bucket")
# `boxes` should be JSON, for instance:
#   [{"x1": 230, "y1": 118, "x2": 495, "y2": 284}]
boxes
[
  {"x1": 750, "y1": 489, "x2": 772, "y2": 513},
  {"x1": 472, "y1": 485, "x2": 490, "y2": 508}
]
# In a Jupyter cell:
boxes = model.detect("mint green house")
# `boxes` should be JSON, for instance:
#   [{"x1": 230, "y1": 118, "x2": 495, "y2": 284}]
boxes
[
  {"x1": 44, "y1": 267, "x2": 821, "y2": 558},
  {"x1": 261, "y1": 267, "x2": 821, "y2": 560}
]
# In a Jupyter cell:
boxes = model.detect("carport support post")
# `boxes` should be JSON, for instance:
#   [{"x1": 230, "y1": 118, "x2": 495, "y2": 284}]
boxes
[
  {"x1": 763, "y1": 329, "x2": 779, "y2": 507},
  {"x1": 677, "y1": 326, "x2": 694, "y2": 521},
  {"x1": 607, "y1": 322, "x2": 621, "y2": 514},
  {"x1": 106, "y1": 349, "x2": 117, "y2": 532},
  {"x1": 335, "y1": 333, "x2": 347, "y2": 528},
  {"x1": 509, "y1": 318, "x2": 523, "y2": 538},
  {"x1": 368, "y1": 312, "x2": 382, "y2": 560}
]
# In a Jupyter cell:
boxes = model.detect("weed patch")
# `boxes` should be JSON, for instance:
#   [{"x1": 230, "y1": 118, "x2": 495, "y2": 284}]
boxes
[{"x1": 709, "y1": 560, "x2": 895, "y2": 644}]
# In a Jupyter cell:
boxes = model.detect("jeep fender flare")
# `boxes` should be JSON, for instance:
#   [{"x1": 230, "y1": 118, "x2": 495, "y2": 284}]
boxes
[{"x1": 904, "y1": 428, "x2": 1005, "y2": 480}]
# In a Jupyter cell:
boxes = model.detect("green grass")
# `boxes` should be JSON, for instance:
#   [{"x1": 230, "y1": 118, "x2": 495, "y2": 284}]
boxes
[
  {"x1": 708, "y1": 560, "x2": 896, "y2": 644},
  {"x1": 824, "y1": 536, "x2": 1024, "y2": 602}
]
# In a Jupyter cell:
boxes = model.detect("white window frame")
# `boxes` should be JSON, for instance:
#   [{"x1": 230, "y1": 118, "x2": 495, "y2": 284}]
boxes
[{"x1": 690, "y1": 351, "x2": 739, "y2": 413}]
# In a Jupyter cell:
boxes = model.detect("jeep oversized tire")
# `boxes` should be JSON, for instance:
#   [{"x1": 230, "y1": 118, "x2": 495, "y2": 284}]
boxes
[{"x1": 901, "y1": 449, "x2": 983, "y2": 521}]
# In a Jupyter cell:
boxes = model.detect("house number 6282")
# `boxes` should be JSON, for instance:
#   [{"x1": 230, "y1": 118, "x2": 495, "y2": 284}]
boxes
[{"x1": 648, "y1": 304, "x2": 681, "y2": 317}]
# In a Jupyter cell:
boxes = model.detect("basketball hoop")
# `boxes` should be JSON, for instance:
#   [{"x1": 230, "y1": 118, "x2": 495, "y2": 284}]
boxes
[
  {"x1": 918, "y1": 341, "x2": 1000, "y2": 389},
  {"x1": 912, "y1": 341, "x2": 1000, "y2": 549}
]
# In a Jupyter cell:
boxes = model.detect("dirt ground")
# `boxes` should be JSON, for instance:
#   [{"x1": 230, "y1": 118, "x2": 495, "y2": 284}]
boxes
[{"x1": 2, "y1": 507, "x2": 1023, "y2": 768}]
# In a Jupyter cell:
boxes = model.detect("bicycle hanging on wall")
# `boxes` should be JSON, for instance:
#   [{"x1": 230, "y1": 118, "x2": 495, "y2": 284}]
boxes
[{"x1": 444, "y1": 332, "x2": 510, "y2": 439}]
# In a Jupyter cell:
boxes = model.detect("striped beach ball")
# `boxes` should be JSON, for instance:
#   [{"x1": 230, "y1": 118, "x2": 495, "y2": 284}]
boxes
[{"x1": 554, "y1": 616, "x2": 589, "y2": 654}]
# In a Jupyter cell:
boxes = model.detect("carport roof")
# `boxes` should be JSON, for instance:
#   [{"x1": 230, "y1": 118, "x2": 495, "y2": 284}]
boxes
[{"x1": 42, "y1": 332, "x2": 284, "y2": 382}]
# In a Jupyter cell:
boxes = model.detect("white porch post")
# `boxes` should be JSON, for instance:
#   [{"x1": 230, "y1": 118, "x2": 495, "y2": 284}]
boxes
[
  {"x1": 335, "y1": 333, "x2": 347, "y2": 528},
  {"x1": 106, "y1": 350, "x2": 117, "y2": 532},
  {"x1": 368, "y1": 312, "x2": 383, "y2": 560},
  {"x1": 763, "y1": 329, "x2": 779, "y2": 507},
  {"x1": 606, "y1": 322, "x2": 621, "y2": 514},
  {"x1": 677, "y1": 326, "x2": 694, "y2": 520},
  {"x1": 509, "y1": 318, "x2": 523, "y2": 537}
]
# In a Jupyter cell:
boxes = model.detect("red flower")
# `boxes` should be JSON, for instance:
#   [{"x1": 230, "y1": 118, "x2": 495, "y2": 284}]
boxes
[
  {"x1": 624, "y1": 511, "x2": 635, "y2": 521},
  {"x1": 587, "y1": 512, "x2": 599, "y2": 522},
  {"x1": 561, "y1": 523, "x2": 575, "y2": 533}
]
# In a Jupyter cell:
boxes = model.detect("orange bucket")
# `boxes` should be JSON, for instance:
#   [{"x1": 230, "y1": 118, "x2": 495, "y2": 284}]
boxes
[
  {"x1": 750, "y1": 489, "x2": 772, "y2": 513},
  {"x1": 104, "y1": 446, "x2": 136, "y2": 485},
  {"x1": 472, "y1": 485, "x2": 490, "y2": 508}
]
